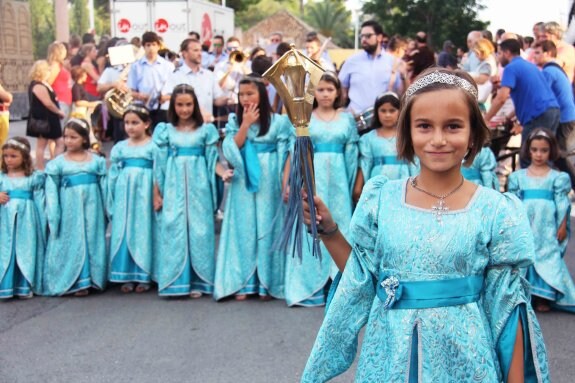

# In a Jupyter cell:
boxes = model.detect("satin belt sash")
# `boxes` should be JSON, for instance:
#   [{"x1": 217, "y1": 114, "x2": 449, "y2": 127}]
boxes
[
  {"x1": 169, "y1": 146, "x2": 205, "y2": 157},
  {"x1": 461, "y1": 167, "x2": 481, "y2": 180},
  {"x1": 241, "y1": 141, "x2": 277, "y2": 193},
  {"x1": 314, "y1": 143, "x2": 344, "y2": 153},
  {"x1": 376, "y1": 273, "x2": 484, "y2": 310},
  {"x1": 7, "y1": 190, "x2": 33, "y2": 200},
  {"x1": 521, "y1": 189, "x2": 554, "y2": 200},
  {"x1": 61, "y1": 173, "x2": 98, "y2": 188},
  {"x1": 118, "y1": 158, "x2": 153, "y2": 169},
  {"x1": 373, "y1": 156, "x2": 406, "y2": 166}
]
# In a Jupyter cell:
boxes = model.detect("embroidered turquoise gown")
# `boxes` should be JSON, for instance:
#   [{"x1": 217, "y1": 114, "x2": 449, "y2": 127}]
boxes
[
  {"x1": 461, "y1": 147, "x2": 499, "y2": 189},
  {"x1": 0, "y1": 172, "x2": 46, "y2": 298},
  {"x1": 302, "y1": 177, "x2": 550, "y2": 383},
  {"x1": 508, "y1": 169, "x2": 575, "y2": 312},
  {"x1": 42, "y1": 155, "x2": 108, "y2": 296},
  {"x1": 285, "y1": 112, "x2": 358, "y2": 307},
  {"x1": 214, "y1": 113, "x2": 292, "y2": 300},
  {"x1": 107, "y1": 139, "x2": 158, "y2": 285},
  {"x1": 153, "y1": 122, "x2": 220, "y2": 296},
  {"x1": 359, "y1": 130, "x2": 418, "y2": 181}
]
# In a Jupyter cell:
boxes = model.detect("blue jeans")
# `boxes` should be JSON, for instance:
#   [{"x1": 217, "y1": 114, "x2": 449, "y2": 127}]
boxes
[{"x1": 520, "y1": 108, "x2": 560, "y2": 168}]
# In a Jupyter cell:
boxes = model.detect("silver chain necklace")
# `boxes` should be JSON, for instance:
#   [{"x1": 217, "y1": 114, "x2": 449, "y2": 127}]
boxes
[{"x1": 410, "y1": 176, "x2": 465, "y2": 223}]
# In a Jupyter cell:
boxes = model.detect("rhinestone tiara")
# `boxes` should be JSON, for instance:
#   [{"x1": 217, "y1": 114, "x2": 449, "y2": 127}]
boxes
[
  {"x1": 67, "y1": 118, "x2": 90, "y2": 131},
  {"x1": 4, "y1": 139, "x2": 29, "y2": 152},
  {"x1": 405, "y1": 71, "x2": 478, "y2": 101}
]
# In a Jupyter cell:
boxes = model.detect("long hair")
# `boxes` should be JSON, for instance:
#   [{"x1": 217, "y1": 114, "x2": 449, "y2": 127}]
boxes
[
  {"x1": 237, "y1": 75, "x2": 272, "y2": 137},
  {"x1": 370, "y1": 92, "x2": 401, "y2": 130},
  {"x1": 167, "y1": 84, "x2": 204, "y2": 127},
  {"x1": 64, "y1": 118, "x2": 91, "y2": 150},
  {"x1": 123, "y1": 105, "x2": 153, "y2": 136},
  {"x1": 521, "y1": 127, "x2": 560, "y2": 162},
  {"x1": 1, "y1": 137, "x2": 33, "y2": 176}
]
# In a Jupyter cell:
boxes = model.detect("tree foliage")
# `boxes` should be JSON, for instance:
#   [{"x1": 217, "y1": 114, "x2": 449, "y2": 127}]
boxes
[
  {"x1": 233, "y1": 0, "x2": 299, "y2": 31},
  {"x1": 69, "y1": 0, "x2": 90, "y2": 36},
  {"x1": 29, "y1": 0, "x2": 55, "y2": 58},
  {"x1": 304, "y1": 0, "x2": 354, "y2": 48},
  {"x1": 362, "y1": 0, "x2": 488, "y2": 51}
]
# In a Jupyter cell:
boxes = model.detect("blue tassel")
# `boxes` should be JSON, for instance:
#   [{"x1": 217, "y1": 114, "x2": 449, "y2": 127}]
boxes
[{"x1": 276, "y1": 136, "x2": 322, "y2": 261}]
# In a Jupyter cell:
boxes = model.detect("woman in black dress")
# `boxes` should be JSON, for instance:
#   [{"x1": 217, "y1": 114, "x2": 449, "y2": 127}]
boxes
[{"x1": 27, "y1": 60, "x2": 65, "y2": 169}]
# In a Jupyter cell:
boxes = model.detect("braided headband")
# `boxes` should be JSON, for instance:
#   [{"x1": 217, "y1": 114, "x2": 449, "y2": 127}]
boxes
[
  {"x1": 405, "y1": 71, "x2": 478, "y2": 101},
  {"x1": 67, "y1": 118, "x2": 90, "y2": 131},
  {"x1": 4, "y1": 139, "x2": 29, "y2": 153},
  {"x1": 377, "y1": 91, "x2": 400, "y2": 101},
  {"x1": 125, "y1": 104, "x2": 150, "y2": 115}
]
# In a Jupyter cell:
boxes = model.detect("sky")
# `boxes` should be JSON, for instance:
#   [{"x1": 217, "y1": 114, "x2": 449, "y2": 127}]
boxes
[{"x1": 345, "y1": 0, "x2": 573, "y2": 37}]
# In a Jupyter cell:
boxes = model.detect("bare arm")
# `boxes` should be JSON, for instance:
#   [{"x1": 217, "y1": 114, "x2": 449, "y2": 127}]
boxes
[
  {"x1": 46, "y1": 62, "x2": 61, "y2": 85},
  {"x1": 484, "y1": 86, "x2": 510, "y2": 122},
  {"x1": 81, "y1": 62, "x2": 100, "y2": 82},
  {"x1": 233, "y1": 104, "x2": 258, "y2": 149},
  {"x1": 0, "y1": 84, "x2": 13, "y2": 105}
]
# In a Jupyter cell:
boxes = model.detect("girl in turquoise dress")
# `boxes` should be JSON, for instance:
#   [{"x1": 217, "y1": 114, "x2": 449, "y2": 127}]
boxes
[
  {"x1": 108, "y1": 106, "x2": 157, "y2": 293},
  {"x1": 153, "y1": 84, "x2": 232, "y2": 298},
  {"x1": 301, "y1": 69, "x2": 549, "y2": 382},
  {"x1": 461, "y1": 145, "x2": 500, "y2": 189},
  {"x1": 43, "y1": 118, "x2": 108, "y2": 296},
  {"x1": 214, "y1": 75, "x2": 292, "y2": 301},
  {"x1": 0, "y1": 137, "x2": 45, "y2": 299},
  {"x1": 508, "y1": 128, "x2": 575, "y2": 313},
  {"x1": 285, "y1": 72, "x2": 358, "y2": 307},
  {"x1": 354, "y1": 92, "x2": 418, "y2": 202}
]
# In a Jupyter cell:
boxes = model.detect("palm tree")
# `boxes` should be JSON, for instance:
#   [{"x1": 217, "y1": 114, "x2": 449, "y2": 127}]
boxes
[{"x1": 304, "y1": 0, "x2": 353, "y2": 47}]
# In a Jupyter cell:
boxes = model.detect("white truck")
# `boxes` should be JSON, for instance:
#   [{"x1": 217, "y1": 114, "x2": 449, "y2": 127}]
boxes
[{"x1": 110, "y1": 0, "x2": 235, "y2": 52}]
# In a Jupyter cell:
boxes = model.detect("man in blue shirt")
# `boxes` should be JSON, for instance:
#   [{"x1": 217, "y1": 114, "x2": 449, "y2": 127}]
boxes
[
  {"x1": 338, "y1": 20, "x2": 400, "y2": 114},
  {"x1": 533, "y1": 40, "x2": 575, "y2": 187},
  {"x1": 127, "y1": 31, "x2": 175, "y2": 129},
  {"x1": 485, "y1": 38, "x2": 560, "y2": 168}
]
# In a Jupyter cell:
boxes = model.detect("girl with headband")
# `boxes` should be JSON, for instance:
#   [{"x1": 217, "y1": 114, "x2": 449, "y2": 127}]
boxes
[
  {"x1": 0, "y1": 137, "x2": 46, "y2": 299},
  {"x1": 301, "y1": 68, "x2": 549, "y2": 382}
]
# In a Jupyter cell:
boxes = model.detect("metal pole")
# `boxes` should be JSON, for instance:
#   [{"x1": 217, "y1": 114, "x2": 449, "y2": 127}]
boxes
[
  {"x1": 54, "y1": 0, "x2": 69, "y2": 42},
  {"x1": 88, "y1": 0, "x2": 96, "y2": 32}
]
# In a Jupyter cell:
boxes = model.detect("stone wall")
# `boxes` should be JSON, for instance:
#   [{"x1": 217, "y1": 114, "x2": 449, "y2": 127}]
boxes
[{"x1": 0, "y1": 0, "x2": 34, "y2": 118}]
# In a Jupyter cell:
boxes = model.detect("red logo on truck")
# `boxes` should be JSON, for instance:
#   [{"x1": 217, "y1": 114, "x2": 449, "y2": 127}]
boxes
[
  {"x1": 154, "y1": 18, "x2": 169, "y2": 33},
  {"x1": 201, "y1": 13, "x2": 212, "y2": 42},
  {"x1": 118, "y1": 18, "x2": 131, "y2": 33}
]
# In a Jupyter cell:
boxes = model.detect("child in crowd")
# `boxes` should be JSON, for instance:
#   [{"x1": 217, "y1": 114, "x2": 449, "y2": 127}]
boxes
[
  {"x1": 42, "y1": 118, "x2": 108, "y2": 296},
  {"x1": 354, "y1": 91, "x2": 419, "y2": 202},
  {"x1": 153, "y1": 84, "x2": 232, "y2": 298},
  {"x1": 508, "y1": 128, "x2": 575, "y2": 313},
  {"x1": 214, "y1": 74, "x2": 292, "y2": 301},
  {"x1": 0, "y1": 138, "x2": 45, "y2": 299},
  {"x1": 108, "y1": 106, "x2": 157, "y2": 293},
  {"x1": 461, "y1": 146, "x2": 499, "y2": 189},
  {"x1": 301, "y1": 69, "x2": 549, "y2": 382},
  {"x1": 284, "y1": 72, "x2": 357, "y2": 307}
]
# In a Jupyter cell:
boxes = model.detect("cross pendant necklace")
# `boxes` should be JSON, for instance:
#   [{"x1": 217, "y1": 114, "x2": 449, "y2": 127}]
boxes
[{"x1": 410, "y1": 176, "x2": 465, "y2": 223}]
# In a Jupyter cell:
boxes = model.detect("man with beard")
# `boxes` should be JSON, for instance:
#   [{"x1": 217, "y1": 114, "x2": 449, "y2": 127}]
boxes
[
  {"x1": 338, "y1": 20, "x2": 400, "y2": 114},
  {"x1": 485, "y1": 38, "x2": 559, "y2": 168}
]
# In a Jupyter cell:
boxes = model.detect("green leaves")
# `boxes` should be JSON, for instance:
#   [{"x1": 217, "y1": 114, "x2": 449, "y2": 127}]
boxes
[{"x1": 304, "y1": 0, "x2": 353, "y2": 47}]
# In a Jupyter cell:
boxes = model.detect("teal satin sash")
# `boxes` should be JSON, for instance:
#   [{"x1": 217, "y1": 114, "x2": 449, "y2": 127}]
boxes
[
  {"x1": 7, "y1": 190, "x2": 33, "y2": 200},
  {"x1": 61, "y1": 173, "x2": 98, "y2": 188},
  {"x1": 461, "y1": 167, "x2": 481, "y2": 181},
  {"x1": 169, "y1": 146, "x2": 205, "y2": 157},
  {"x1": 373, "y1": 156, "x2": 405, "y2": 166},
  {"x1": 521, "y1": 189, "x2": 553, "y2": 200},
  {"x1": 376, "y1": 272, "x2": 484, "y2": 309},
  {"x1": 241, "y1": 141, "x2": 277, "y2": 193},
  {"x1": 118, "y1": 158, "x2": 153, "y2": 169},
  {"x1": 314, "y1": 143, "x2": 344, "y2": 153}
]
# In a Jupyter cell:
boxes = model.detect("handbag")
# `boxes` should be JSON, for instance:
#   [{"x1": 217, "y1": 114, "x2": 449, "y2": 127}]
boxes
[{"x1": 28, "y1": 117, "x2": 51, "y2": 136}]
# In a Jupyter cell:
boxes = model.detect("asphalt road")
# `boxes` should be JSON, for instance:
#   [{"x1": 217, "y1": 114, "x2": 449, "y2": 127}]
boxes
[{"x1": 1, "y1": 121, "x2": 574, "y2": 383}]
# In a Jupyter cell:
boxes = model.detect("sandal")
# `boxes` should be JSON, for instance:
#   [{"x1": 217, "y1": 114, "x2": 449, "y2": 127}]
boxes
[
  {"x1": 235, "y1": 294, "x2": 248, "y2": 301},
  {"x1": 135, "y1": 283, "x2": 150, "y2": 293},
  {"x1": 121, "y1": 283, "x2": 135, "y2": 293},
  {"x1": 190, "y1": 292, "x2": 202, "y2": 299},
  {"x1": 74, "y1": 289, "x2": 90, "y2": 297}
]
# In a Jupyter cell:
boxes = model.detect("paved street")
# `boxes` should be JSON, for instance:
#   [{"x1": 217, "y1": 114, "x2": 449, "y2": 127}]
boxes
[{"x1": 1, "y1": 120, "x2": 575, "y2": 382}]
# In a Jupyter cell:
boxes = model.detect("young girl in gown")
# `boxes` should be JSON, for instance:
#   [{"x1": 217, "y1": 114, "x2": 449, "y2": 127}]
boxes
[
  {"x1": 508, "y1": 128, "x2": 575, "y2": 313},
  {"x1": 285, "y1": 72, "x2": 358, "y2": 307},
  {"x1": 301, "y1": 69, "x2": 550, "y2": 382},
  {"x1": 214, "y1": 74, "x2": 292, "y2": 301},
  {"x1": 108, "y1": 106, "x2": 157, "y2": 293},
  {"x1": 354, "y1": 92, "x2": 418, "y2": 202},
  {"x1": 461, "y1": 145, "x2": 500, "y2": 189},
  {"x1": 0, "y1": 138, "x2": 45, "y2": 299},
  {"x1": 153, "y1": 84, "x2": 232, "y2": 298},
  {"x1": 43, "y1": 118, "x2": 108, "y2": 296}
]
